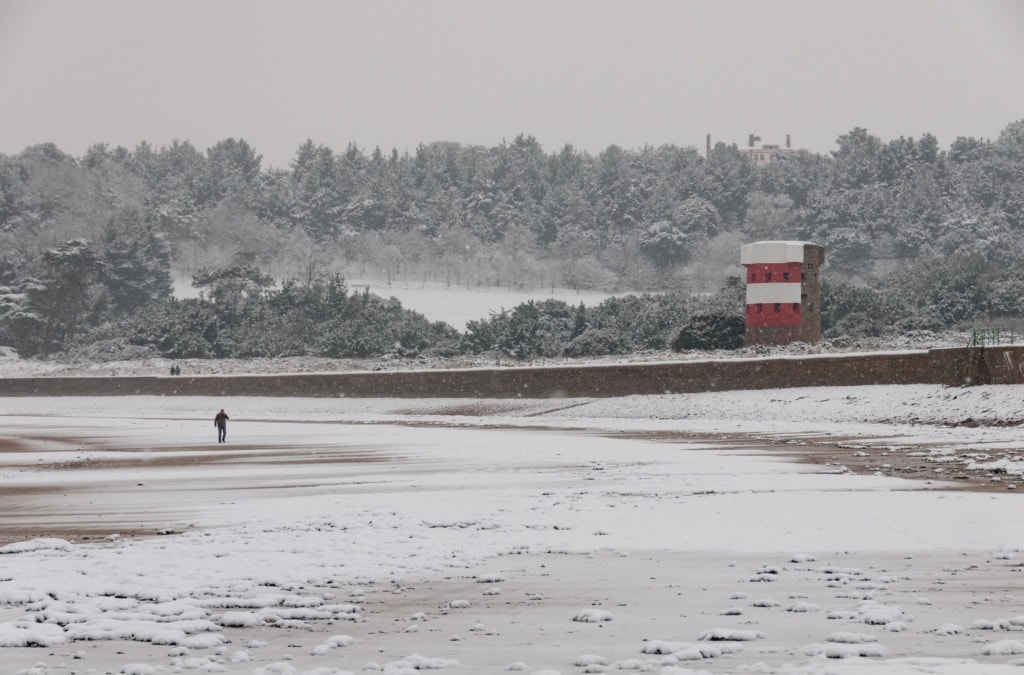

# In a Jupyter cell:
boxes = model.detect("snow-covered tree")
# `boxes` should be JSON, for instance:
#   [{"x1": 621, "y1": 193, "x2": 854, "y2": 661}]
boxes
[{"x1": 96, "y1": 208, "x2": 173, "y2": 318}]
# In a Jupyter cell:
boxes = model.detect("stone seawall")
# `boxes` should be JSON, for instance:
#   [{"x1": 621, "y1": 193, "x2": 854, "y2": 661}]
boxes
[{"x1": 3, "y1": 346, "x2": 1024, "y2": 398}]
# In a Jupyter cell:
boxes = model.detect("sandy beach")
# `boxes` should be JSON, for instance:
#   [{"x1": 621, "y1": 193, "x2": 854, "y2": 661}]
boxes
[{"x1": 1, "y1": 389, "x2": 1023, "y2": 674}]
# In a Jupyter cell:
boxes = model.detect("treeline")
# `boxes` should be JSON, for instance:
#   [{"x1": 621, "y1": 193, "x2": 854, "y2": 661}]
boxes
[{"x1": 1, "y1": 121, "x2": 1024, "y2": 360}]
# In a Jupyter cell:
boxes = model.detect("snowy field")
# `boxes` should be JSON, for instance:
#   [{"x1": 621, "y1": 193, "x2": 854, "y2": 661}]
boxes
[{"x1": 1, "y1": 385, "x2": 1024, "y2": 674}]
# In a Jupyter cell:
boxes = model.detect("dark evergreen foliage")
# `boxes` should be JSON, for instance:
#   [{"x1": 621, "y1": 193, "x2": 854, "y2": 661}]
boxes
[
  {"x1": 122, "y1": 270, "x2": 460, "y2": 360},
  {"x1": 2, "y1": 121, "x2": 1024, "y2": 360},
  {"x1": 671, "y1": 312, "x2": 745, "y2": 351},
  {"x1": 563, "y1": 327, "x2": 634, "y2": 357}
]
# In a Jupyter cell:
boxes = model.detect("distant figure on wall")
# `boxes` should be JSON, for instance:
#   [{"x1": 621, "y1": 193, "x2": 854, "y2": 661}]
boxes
[{"x1": 214, "y1": 409, "x2": 229, "y2": 443}]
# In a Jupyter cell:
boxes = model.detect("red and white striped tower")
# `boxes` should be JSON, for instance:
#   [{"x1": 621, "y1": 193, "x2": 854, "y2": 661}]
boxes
[{"x1": 740, "y1": 241, "x2": 825, "y2": 346}]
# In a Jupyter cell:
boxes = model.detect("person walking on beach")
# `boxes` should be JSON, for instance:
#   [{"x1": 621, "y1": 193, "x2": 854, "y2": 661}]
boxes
[{"x1": 214, "y1": 409, "x2": 229, "y2": 443}]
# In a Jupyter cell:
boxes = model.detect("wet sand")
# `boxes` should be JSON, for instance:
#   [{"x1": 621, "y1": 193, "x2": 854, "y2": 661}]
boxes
[
  {"x1": 2, "y1": 405, "x2": 1023, "y2": 674},
  {"x1": 2, "y1": 419, "x2": 1021, "y2": 547}
]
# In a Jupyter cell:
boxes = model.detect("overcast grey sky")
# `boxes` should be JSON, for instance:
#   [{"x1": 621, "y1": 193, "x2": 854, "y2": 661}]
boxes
[{"x1": 1, "y1": 0, "x2": 1022, "y2": 168}]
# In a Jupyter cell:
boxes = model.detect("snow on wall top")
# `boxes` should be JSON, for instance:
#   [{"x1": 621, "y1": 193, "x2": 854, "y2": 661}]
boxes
[{"x1": 740, "y1": 241, "x2": 818, "y2": 265}]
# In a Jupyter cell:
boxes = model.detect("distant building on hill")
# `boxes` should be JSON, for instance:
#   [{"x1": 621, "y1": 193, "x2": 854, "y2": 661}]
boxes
[
  {"x1": 706, "y1": 133, "x2": 805, "y2": 166},
  {"x1": 741, "y1": 241, "x2": 824, "y2": 346}
]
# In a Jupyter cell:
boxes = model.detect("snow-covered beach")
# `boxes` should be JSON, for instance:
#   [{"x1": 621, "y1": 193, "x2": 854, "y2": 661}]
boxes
[{"x1": 1, "y1": 385, "x2": 1023, "y2": 674}]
